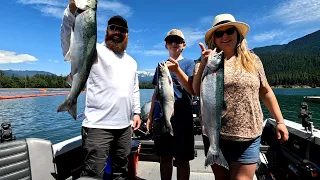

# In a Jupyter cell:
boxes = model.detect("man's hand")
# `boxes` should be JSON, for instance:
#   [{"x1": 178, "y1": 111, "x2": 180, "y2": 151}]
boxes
[
  {"x1": 132, "y1": 115, "x2": 141, "y2": 131},
  {"x1": 69, "y1": 0, "x2": 77, "y2": 15}
]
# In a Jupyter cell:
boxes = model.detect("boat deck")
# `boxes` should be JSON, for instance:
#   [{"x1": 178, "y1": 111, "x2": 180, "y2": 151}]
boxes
[
  {"x1": 137, "y1": 150, "x2": 214, "y2": 180},
  {"x1": 136, "y1": 143, "x2": 258, "y2": 180}
]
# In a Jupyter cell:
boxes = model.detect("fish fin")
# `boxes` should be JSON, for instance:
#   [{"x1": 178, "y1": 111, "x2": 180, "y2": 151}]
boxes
[
  {"x1": 57, "y1": 96, "x2": 77, "y2": 120},
  {"x1": 66, "y1": 73, "x2": 73, "y2": 87},
  {"x1": 205, "y1": 148, "x2": 229, "y2": 170},
  {"x1": 64, "y1": 50, "x2": 71, "y2": 62}
]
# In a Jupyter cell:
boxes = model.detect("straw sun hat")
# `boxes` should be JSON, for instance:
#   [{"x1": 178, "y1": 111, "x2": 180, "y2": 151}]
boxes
[{"x1": 204, "y1": 14, "x2": 250, "y2": 46}]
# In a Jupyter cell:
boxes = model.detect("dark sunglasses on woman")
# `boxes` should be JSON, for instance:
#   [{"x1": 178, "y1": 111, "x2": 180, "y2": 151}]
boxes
[{"x1": 215, "y1": 27, "x2": 236, "y2": 38}]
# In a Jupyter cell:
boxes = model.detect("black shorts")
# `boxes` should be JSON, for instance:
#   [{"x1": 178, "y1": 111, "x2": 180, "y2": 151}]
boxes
[
  {"x1": 153, "y1": 93, "x2": 195, "y2": 161},
  {"x1": 154, "y1": 132, "x2": 195, "y2": 161}
]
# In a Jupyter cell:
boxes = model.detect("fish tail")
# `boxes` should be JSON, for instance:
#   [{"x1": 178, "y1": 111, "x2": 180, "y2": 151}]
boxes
[
  {"x1": 57, "y1": 96, "x2": 77, "y2": 120},
  {"x1": 205, "y1": 148, "x2": 229, "y2": 170}
]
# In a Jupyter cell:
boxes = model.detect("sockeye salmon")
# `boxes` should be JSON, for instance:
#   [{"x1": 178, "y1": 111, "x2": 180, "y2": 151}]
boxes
[
  {"x1": 200, "y1": 50, "x2": 229, "y2": 169},
  {"x1": 156, "y1": 62, "x2": 174, "y2": 136},
  {"x1": 57, "y1": 0, "x2": 97, "y2": 120}
]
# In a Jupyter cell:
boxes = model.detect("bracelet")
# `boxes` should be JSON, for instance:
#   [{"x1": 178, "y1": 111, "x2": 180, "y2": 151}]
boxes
[{"x1": 276, "y1": 122, "x2": 285, "y2": 125}]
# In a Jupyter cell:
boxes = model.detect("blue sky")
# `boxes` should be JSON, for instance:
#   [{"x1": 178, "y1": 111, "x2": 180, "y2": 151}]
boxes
[{"x1": 0, "y1": 0, "x2": 319, "y2": 76}]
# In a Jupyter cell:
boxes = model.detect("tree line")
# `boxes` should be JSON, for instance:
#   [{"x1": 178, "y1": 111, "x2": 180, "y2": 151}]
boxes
[
  {"x1": 0, "y1": 72, "x2": 156, "y2": 89},
  {"x1": 1, "y1": 52, "x2": 319, "y2": 90},
  {"x1": 258, "y1": 53, "x2": 320, "y2": 87}
]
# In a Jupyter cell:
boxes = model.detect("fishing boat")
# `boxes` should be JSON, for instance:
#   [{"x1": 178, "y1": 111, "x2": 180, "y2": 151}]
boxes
[{"x1": 1, "y1": 100, "x2": 320, "y2": 180}]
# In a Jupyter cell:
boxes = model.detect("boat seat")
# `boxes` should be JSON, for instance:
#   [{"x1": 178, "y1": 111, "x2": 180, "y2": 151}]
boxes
[{"x1": 0, "y1": 138, "x2": 57, "y2": 180}]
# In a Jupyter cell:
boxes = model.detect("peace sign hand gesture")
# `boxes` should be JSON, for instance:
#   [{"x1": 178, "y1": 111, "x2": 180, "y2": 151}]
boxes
[{"x1": 199, "y1": 42, "x2": 212, "y2": 65}]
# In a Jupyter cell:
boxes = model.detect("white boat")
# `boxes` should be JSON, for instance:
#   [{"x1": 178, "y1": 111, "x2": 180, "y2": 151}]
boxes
[{"x1": 1, "y1": 101, "x2": 320, "y2": 179}]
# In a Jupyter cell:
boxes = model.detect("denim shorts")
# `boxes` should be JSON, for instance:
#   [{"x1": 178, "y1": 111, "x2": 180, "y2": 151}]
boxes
[{"x1": 202, "y1": 135, "x2": 261, "y2": 164}]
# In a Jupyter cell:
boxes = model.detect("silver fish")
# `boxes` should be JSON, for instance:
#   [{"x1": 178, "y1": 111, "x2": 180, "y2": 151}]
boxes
[
  {"x1": 200, "y1": 51, "x2": 229, "y2": 169},
  {"x1": 141, "y1": 101, "x2": 152, "y2": 122},
  {"x1": 157, "y1": 62, "x2": 174, "y2": 136},
  {"x1": 57, "y1": 0, "x2": 97, "y2": 120}
]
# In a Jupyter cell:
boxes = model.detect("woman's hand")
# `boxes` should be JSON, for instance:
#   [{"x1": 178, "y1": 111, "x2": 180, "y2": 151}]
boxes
[
  {"x1": 276, "y1": 123, "x2": 289, "y2": 143},
  {"x1": 199, "y1": 42, "x2": 212, "y2": 65}
]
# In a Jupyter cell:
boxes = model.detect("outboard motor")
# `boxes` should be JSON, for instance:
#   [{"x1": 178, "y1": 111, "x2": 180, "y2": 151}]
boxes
[
  {"x1": 0, "y1": 122, "x2": 16, "y2": 143},
  {"x1": 298, "y1": 102, "x2": 313, "y2": 134}
]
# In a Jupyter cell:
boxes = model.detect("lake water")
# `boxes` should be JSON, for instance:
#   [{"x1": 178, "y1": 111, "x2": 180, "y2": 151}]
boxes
[{"x1": 0, "y1": 88, "x2": 319, "y2": 144}]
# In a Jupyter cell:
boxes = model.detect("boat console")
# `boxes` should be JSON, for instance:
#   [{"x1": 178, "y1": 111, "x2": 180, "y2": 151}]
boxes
[{"x1": 259, "y1": 102, "x2": 320, "y2": 180}]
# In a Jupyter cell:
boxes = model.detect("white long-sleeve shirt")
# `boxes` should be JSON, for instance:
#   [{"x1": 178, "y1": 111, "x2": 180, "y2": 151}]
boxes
[{"x1": 60, "y1": 7, "x2": 141, "y2": 129}]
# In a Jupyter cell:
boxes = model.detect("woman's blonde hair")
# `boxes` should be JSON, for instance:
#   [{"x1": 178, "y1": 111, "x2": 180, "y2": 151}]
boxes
[{"x1": 206, "y1": 30, "x2": 257, "y2": 72}]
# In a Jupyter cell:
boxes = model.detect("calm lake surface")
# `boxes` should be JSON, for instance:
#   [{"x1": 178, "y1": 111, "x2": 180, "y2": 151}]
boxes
[{"x1": 0, "y1": 88, "x2": 319, "y2": 144}]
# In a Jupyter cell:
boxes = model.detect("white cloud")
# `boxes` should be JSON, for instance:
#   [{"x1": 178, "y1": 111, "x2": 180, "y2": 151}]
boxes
[
  {"x1": 16, "y1": 0, "x2": 133, "y2": 27},
  {"x1": 0, "y1": 50, "x2": 38, "y2": 64},
  {"x1": 99, "y1": 1, "x2": 132, "y2": 17},
  {"x1": 251, "y1": 30, "x2": 285, "y2": 42},
  {"x1": 200, "y1": 16, "x2": 214, "y2": 25},
  {"x1": 49, "y1": 60, "x2": 60, "y2": 63},
  {"x1": 131, "y1": 28, "x2": 153, "y2": 33},
  {"x1": 140, "y1": 28, "x2": 205, "y2": 57},
  {"x1": 17, "y1": 0, "x2": 65, "y2": 6},
  {"x1": 180, "y1": 28, "x2": 205, "y2": 47},
  {"x1": 142, "y1": 68, "x2": 156, "y2": 72},
  {"x1": 137, "y1": 71, "x2": 154, "y2": 76},
  {"x1": 144, "y1": 50, "x2": 167, "y2": 56},
  {"x1": 268, "y1": 0, "x2": 320, "y2": 25},
  {"x1": 39, "y1": 6, "x2": 66, "y2": 18},
  {"x1": 127, "y1": 43, "x2": 145, "y2": 54},
  {"x1": 153, "y1": 42, "x2": 164, "y2": 49}
]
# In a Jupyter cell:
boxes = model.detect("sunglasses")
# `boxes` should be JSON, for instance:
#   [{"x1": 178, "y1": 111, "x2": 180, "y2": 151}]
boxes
[
  {"x1": 214, "y1": 27, "x2": 236, "y2": 38},
  {"x1": 166, "y1": 37, "x2": 185, "y2": 44},
  {"x1": 108, "y1": 24, "x2": 128, "y2": 34}
]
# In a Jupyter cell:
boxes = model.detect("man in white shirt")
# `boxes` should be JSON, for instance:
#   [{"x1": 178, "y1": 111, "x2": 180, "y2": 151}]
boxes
[{"x1": 60, "y1": 0, "x2": 141, "y2": 179}]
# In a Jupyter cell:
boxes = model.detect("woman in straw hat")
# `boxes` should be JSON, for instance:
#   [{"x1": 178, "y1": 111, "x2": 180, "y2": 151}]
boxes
[{"x1": 192, "y1": 14, "x2": 289, "y2": 180}]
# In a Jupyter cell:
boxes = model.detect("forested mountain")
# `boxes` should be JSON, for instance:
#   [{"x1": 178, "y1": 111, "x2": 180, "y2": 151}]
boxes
[
  {"x1": 1, "y1": 30, "x2": 319, "y2": 88},
  {"x1": 252, "y1": 30, "x2": 320, "y2": 87}
]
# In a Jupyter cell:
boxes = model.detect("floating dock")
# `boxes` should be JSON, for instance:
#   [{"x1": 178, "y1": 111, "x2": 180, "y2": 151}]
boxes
[
  {"x1": 0, "y1": 89, "x2": 87, "y2": 100},
  {"x1": 0, "y1": 92, "x2": 70, "y2": 100}
]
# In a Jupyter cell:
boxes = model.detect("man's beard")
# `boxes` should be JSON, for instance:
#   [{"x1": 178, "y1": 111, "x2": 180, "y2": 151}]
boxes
[{"x1": 105, "y1": 33, "x2": 128, "y2": 54}]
